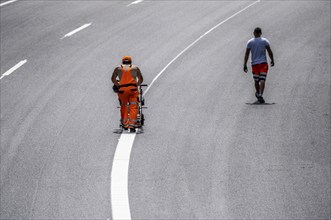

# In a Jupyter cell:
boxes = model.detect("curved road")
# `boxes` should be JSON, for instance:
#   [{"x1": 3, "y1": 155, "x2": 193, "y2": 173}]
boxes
[{"x1": 1, "y1": 0, "x2": 330, "y2": 219}]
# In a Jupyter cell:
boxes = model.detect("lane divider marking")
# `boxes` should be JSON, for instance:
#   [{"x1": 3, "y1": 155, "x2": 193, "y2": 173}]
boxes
[
  {"x1": 0, "y1": 0, "x2": 17, "y2": 7},
  {"x1": 61, "y1": 23, "x2": 92, "y2": 40},
  {"x1": 111, "y1": 133, "x2": 136, "y2": 220},
  {"x1": 0, "y1": 60, "x2": 27, "y2": 80},
  {"x1": 110, "y1": 1, "x2": 260, "y2": 219},
  {"x1": 127, "y1": 0, "x2": 143, "y2": 7}
]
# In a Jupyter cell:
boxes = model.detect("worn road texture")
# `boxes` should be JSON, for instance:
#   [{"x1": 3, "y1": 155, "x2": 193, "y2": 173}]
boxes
[{"x1": 1, "y1": 1, "x2": 330, "y2": 219}]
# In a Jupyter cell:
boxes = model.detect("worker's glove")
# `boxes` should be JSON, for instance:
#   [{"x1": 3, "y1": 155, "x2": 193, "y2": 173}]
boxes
[
  {"x1": 243, "y1": 65, "x2": 248, "y2": 73},
  {"x1": 112, "y1": 85, "x2": 119, "y2": 93}
]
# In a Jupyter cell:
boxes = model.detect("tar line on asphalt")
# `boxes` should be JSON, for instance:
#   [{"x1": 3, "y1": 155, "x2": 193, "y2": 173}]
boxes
[
  {"x1": 110, "y1": 1, "x2": 260, "y2": 219},
  {"x1": 127, "y1": 0, "x2": 143, "y2": 7},
  {"x1": 61, "y1": 23, "x2": 92, "y2": 39},
  {"x1": 0, "y1": 60, "x2": 27, "y2": 80},
  {"x1": 0, "y1": 0, "x2": 17, "y2": 7}
]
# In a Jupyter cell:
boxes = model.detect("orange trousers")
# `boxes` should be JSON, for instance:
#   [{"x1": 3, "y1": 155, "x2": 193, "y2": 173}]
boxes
[{"x1": 118, "y1": 87, "x2": 138, "y2": 129}]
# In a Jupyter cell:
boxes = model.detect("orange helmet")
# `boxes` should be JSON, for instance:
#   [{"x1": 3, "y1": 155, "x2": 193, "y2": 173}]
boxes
[{"x1": 122, "y1": 55, "x2": 132, "y2": 64}]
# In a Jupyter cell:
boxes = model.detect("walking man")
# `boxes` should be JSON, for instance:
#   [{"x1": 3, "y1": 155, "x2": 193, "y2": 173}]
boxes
[
  {"x1": 112, "y1": 56, "x2": 143, "y2": 132},
  {"x1": 244, "y1": 27, "x2": 274, "y2": 103}
]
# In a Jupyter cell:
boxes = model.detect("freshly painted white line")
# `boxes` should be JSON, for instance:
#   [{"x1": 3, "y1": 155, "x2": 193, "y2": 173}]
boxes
[
  {"x1": 61, "y1": 23, "x2": 92, "y2": 39},
  {"x1": 110, "y1": 1, "x2": 260, "y2": 219},
  {"x1": 0, "y1": 60, "x2": 27, "y2": 80},
  {"x1": 111, "y1": 133, "x2": 136, "y2": 219},
  {"x1": 0, "y1": 0, "x2": 17, "y2": 7},
  {"x1": 127, "y1": 0, "x2": 143, "y2": 7}
]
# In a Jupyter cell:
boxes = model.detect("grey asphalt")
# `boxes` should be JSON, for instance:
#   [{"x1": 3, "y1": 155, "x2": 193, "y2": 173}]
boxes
[{"x1": 1, "y1": 1, "x2": 330, "y2": 219}]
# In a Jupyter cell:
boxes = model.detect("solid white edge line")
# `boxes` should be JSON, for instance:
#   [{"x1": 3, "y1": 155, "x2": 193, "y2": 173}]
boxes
[
  {"x1": 61, "y1": 23, "x2": 92, "y2": 39},
  {"x1": 143, "y1": 0, "x2": 260, "y2": 96},
  {"x1": 0, "y1": 60, "x2": 27, "y2": 80},
  {"x1": 0, "y1": 0, "x2": 17, "y2": 7},
  {"x1": 127, "y1": 0, "x2": 143, "y2": 7},
  {"x1": 110, "y1": 1, "x2": 260, "y2": 219}
]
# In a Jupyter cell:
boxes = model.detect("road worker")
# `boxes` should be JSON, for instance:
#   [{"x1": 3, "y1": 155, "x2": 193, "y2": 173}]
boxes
[
  {"x1": 112, "y1": 56, "x2": 143, "y2": 133},
  {"x1": 244, "y1": 27, "x2": 275, "y2": 103}
]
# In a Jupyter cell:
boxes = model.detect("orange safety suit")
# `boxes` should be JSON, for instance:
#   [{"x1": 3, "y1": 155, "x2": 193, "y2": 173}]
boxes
[{"x1": 118, "y1": 65, "x2": 139, "y2": 129}]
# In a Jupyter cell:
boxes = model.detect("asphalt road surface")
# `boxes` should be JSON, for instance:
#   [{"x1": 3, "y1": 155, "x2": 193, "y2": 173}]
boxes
[{"x1": 1, "y1": 0, "x2": 330, "y2": 219}]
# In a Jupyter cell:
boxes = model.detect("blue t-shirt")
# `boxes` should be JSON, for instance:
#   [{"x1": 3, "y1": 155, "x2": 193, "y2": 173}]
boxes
[{"x1": 247, "y1": 37, "x2": 270, "y2": 65}]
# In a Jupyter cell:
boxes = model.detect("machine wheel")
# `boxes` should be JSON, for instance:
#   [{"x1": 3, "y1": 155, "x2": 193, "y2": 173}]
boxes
[{"x1": 141, "y1": 114, "x2": 144, "y2": 126}]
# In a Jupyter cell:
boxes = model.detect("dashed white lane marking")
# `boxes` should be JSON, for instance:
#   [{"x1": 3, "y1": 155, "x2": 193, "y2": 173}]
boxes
[
  {"x1": 127, "y1": 0, "x2": 143, "y2": 7},
  {"x1": 0, "y1": 0, "x2": 17, "y2": 7},
  {"x1": 110, "y1": 1, "x2": 260, "y2": 219},
  {"x1": 0, "y1": 60, "x2": 27, "y2": 80},
  {"x1": 61, "y1": 23, "x2": 92, "y2": 39}
]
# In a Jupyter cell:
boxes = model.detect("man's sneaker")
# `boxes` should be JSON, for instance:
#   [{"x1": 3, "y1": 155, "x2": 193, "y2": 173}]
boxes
[
  {"x1": 258, "y1": 96, "x2": 265, "y2": 103},
  {"x1": 130, "y1": 128, "x2": 136, "y2": 133},
  {"x1": 255, "y1": 92, "x2": 265, "y2": 103}
]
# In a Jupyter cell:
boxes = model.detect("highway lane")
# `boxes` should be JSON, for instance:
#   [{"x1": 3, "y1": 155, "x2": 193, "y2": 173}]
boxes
[
  {"x1": 0, "y1": 0, "x2": 330, "y2": 219},
  {"x1": 1, "y1": 2, "x2": 123, "y2": 219},
  {"x1": 129, "y1": 0, "x2": 330, "y2": 219}
]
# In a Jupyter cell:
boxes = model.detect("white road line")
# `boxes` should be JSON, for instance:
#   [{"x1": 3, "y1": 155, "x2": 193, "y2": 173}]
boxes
[
  {"x1": 0, "y1": 60, "x2": 27, "y2": 80},
  {"x1": 127, "y1": 0, "x2": 143, "y2": 7},
  {"x1": 0, "y1": 0, "x2": 17, "y2": 7},
  {"x1": 110, "y1": 1, "x2": 260, "y2": 219},
  {"x1": 61, "y1": 23, "x2": 92, "y2": 39},
  {"x1": 111, "y1": 133, "x2": 136, "y2": 220},
  {"x1": 143, "y1": 0, "x2": 260, "y2": 95}
]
